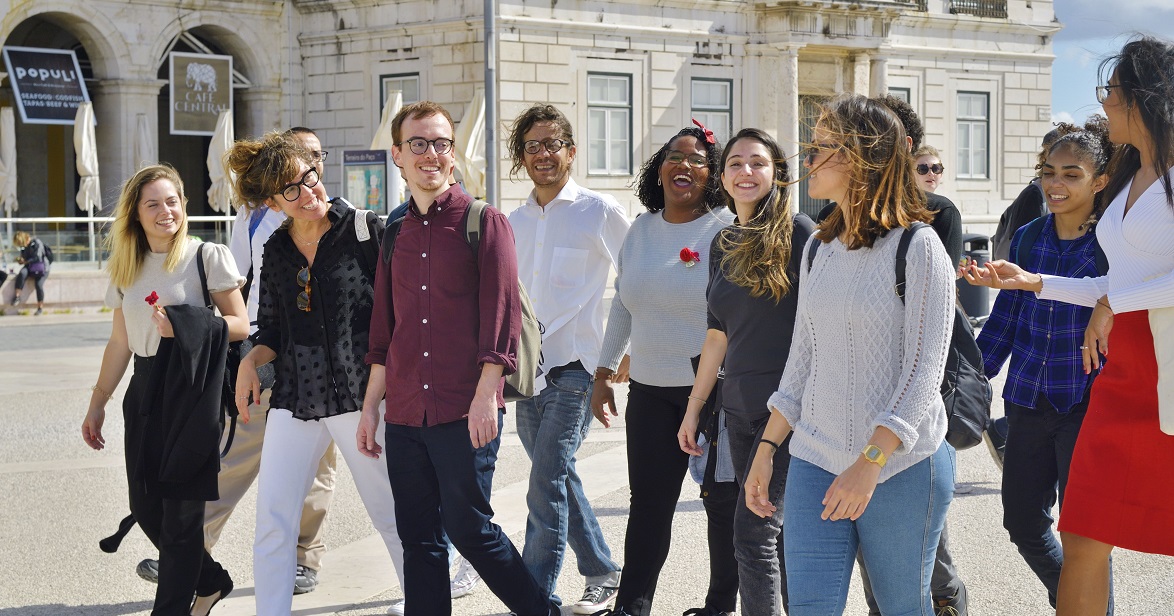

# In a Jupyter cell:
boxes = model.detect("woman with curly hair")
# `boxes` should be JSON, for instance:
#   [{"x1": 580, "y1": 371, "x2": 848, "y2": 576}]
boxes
[
  {"x1": 590, "y1": 123, "x2": 736, "y2": 616},
  {"x1": 677, "y1": 128, "x2": 815, "y2": 616},
  {"x1": 746, "y1": 94, "x2": 956, "y2": 615}
]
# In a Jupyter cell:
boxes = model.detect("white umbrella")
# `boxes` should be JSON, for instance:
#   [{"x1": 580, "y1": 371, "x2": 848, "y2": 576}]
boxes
[
  {"x1": 206, "y1": 110, "x2": 236, "y2": 213},
  {"x1": 371, "y1": 90, "x2": 405, "y2": 211},
  {"x1": 74, "y1": 102, "x2": 101, "y2": 213},
  {"x1": 133, "y1": 113, "x2": 155, "y2": 167},
  {"x1": 0, "y1": 107, "x2": 16, "y2": 241},
  {"x1": 454, "y1": 89, "x2": 486, "y2": 199}
]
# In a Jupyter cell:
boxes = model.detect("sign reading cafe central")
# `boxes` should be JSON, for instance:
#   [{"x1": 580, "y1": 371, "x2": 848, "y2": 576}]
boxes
[{"x1": 169, "y1": 51, "x2": 232, "y2": 136}]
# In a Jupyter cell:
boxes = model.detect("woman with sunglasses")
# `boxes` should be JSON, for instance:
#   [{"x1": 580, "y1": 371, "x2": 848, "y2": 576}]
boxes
[
  {"x1": 228, "y1": 132, "x2": 407, "y2": 616},
  {"x1": 912, "y1": 146, "x2": 945, "y2": 194},
  {"x1": 83, "y1": 164, "x2": 248, "y2": 615},
  {"x1": 590, "y1": 123, "x2": 737, "y2": 616},
  {"x1": 962, "y1": 37, "x2": 1174, "y2": 614},
  {"x1": 677, "y1": 128, "x2": 815, "y2": 616},
  {"x1": 745, "y1": 95, "x2": 956, "y2": 615}
]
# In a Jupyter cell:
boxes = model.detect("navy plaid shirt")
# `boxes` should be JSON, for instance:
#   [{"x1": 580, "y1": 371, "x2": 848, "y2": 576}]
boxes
[{"x1": 977, "y1": 215, "x2": 1099, "y2": 414}]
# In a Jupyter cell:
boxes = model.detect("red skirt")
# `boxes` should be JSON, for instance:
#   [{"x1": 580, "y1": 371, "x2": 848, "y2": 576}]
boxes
[{"x1": 1058, "y1": 311, "x2": 1174, "y2": 555}]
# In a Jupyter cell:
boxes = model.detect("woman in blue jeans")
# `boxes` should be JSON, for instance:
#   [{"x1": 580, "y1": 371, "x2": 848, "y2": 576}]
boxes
[
  {"x1": 678, "y1": 128, "x2": 815, "y2": 616},
  {"x1": 745, "y1": 94, "x2": 955, "y2": 616}
]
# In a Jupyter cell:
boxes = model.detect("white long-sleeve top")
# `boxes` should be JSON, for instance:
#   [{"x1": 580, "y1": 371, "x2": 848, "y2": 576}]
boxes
[
  {"x1": 509, "y1": 179, "x2": 631, "y2": 386},
  {"x1": 767, "y1": 227, "x2": 954, "y2": 481},
  {"x1": 228, "y1": 205, "x2": 286, "y2": 332},
  {"x1": 1039, "y1": 169, "x2": 1174, "y2": 312}
]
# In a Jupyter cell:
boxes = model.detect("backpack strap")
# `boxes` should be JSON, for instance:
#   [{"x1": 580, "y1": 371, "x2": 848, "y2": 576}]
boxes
[
  {"x1": 1014, "y1": 216, "x2": 1047, "y2": 267},
  {"x1": 194, "y1": 242, "x2": 238, "y2": 457},
  {"x1": 464, "y1": 199, "x2": 489, "y2": 256},
  {"x1": 894, "y1": 222, "x2": 931, "y2": 304},
  {"x1": 805, "y1": 237, "x2": 821, "y2": 273}
]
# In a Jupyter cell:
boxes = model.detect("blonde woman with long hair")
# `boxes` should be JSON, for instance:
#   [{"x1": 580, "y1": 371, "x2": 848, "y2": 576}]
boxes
[{"x1": 82, "y1": 164, "x2": 248, "y2": 615}]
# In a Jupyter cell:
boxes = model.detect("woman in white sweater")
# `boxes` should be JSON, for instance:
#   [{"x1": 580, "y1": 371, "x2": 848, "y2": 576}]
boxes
[
  {"x1": 962, "y1": 37, "x2": 1174, "y2": 614},
  {"x1": 590, "y1": 124, "x2": 736, "y2": 616},
  {"x1": 744, "y1": 95, "x2": 955, "y2": 615}
]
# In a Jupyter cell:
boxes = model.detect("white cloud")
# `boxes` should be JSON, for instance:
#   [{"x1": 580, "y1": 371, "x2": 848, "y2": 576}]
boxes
[
  {"x1": 1054, "y1": 2, "x2": 1174, "y2": 42},
  {"x1": 1051, "y1": 111, "x2": 1076, "y2": 125}
]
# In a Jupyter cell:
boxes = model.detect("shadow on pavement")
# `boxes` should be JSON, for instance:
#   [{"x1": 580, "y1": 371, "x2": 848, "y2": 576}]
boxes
[{"x1": 0, "y1": 602, "x2": 152, "y2": 615}]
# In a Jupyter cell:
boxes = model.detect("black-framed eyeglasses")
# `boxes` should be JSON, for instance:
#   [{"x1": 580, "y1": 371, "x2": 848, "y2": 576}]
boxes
[
  {"x1": 664, "y1": 151, "x2": 709, "y2": 169},
  {"x1": 311, "y1": 150, "x2": 329, "y2": 162},
  {"x1": 804, "y1": 143, "x2": 839, "y2": 166},
  {"x1": 296, "y1": 266, "x2": 312, "y2": 312},
  {"x1": 399, "y1": 137, "x2": 455, "y2": 155},
  {"x1": 523, "y1": 138, "x2": 572, "y2": 155},
  {"x1": 278, "y1": 168, "x2": 320, "y2": 203},
  {"x1": 1095, "y1": 84, "x2": 1121, "y2": 104},
  {"x1": 916, "y1": 163, "x2": 945, "y2": 176}
]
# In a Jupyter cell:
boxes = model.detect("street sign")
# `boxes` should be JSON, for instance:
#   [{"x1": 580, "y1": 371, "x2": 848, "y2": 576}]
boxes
[
  {"x1": 1, "y1": 46, "x2": 90, "y2": 125},
  {"x1": 343, "y1": 150, "x2": 390, "y2": 214}
]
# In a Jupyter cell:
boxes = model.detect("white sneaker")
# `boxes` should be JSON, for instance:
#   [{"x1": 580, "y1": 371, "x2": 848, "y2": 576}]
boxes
[
  {"x1": 572, "y1": 583, "x2": 619, "y2": 614},
  {"x1": 385, "y1": 598, "x2": 405, "y2": 615},
  {"x1": 450, "y1": 555, "x2": 481, "y2": 599}
]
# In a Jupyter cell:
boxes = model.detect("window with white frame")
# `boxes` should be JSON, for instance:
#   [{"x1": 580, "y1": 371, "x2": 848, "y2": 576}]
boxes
[
  {"x1": 691, "y1": 79, "x2": 732, "y2": 145},
  {"x1": 381, "y1": 73, "x2": 420, "y2": 108},
  {"x1": 889, "y1": 87, "x2": 911, "y2": 104},
  {"x1": 587, "y1": 73, "x2": 632, "y2": 175},
  {"x1": 956, "y1": 92, "x2": 989, "y2": 179}
]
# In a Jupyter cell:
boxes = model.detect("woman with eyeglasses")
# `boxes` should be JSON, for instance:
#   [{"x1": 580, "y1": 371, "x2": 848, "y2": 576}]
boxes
[
  {"x1": 962, "y1": 36, "x2": 1174, "y2": 614},
  {"x1": 83, "y1": 164, "x2": 248, "y2": 616},
  {"x1": 744, "y1": 95, "x2": 956, "y2": 615},
  {"x1": 590, "y1": 123, "x2": 737, "y2": 616},
  {"x1": 912, "y1": 146, "x2": 945, "y2": 194},
  {"x1": 227, "y1": 132, "x2": 408, "y2": 616}
]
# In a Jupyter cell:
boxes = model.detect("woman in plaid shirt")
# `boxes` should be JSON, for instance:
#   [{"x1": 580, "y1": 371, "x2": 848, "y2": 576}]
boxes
[{"x1": 972, "y1": 117, "x2": 1115, "y2": 613}]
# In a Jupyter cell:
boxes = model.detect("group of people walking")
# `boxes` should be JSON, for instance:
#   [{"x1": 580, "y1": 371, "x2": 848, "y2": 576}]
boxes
[{"x1": 79, "y1": 34, "x2": 1172, "y2": 616}]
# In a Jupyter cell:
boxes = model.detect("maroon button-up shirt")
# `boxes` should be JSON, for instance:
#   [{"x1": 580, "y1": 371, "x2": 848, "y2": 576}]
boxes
[{"x1": 366, "y1": 184, "x2": 521, "y2": 427}]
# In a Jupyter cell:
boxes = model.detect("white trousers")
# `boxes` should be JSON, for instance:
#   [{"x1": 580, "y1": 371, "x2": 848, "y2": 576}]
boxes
[{"x1": 253, "y1": 408, "x2": 405, "y2": 616}]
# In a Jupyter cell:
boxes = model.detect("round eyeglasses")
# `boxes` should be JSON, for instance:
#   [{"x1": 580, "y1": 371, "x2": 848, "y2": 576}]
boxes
[
  {"x1": 664, "y1": 151, "x2": 709, "y2": 169},
  {"x1": 399, "y1": 137, "x2": 455, "y2": 155},
  {"x1": 523, "y1": 139, "x2": 572, "y2": 155},
  {"x1": 1095, "y1": 84, "x2": 1120, "y2": 104},
  {"x1": 278, "y1": 168, "x2": 320, "y2": 203}
]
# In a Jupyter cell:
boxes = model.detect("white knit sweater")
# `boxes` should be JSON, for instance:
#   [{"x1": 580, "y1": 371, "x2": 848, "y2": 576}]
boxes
[{"x1": 767, "y1": 227, "x2": 954, "y2": 481}]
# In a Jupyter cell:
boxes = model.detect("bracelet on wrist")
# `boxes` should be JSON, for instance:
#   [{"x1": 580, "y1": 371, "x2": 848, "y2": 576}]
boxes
[
  {"x1": 594, "y1": 368, "x2": 614, "y2": 380},
  {"x1": 91, "y1": 385, "x2": 114, "y2": 401},
  {"x1": 1097, "y1": 299, "x2": 1112, "y2": 311},
  {"x1": 758, "y1": 438, "x2": 781, "y2": 452},
  {"x1": 687, "y1": 394, "x2": 708, "y2": 404}
]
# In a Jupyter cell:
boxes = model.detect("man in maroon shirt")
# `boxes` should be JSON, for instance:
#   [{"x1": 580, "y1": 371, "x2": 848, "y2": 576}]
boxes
[{"x1": 358, "y1": 101, "x2": 556, "y2": 616}]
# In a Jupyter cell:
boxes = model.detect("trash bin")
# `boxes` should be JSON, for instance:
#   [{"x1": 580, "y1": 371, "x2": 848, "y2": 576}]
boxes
[{"x1": 957, "y1": 233, "x2": 991, "y2": 323}]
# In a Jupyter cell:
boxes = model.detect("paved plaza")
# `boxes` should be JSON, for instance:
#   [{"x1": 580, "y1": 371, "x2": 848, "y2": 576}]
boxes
[{"x1": 0, "y1": 312, "x2": 1170, "y2": 615}]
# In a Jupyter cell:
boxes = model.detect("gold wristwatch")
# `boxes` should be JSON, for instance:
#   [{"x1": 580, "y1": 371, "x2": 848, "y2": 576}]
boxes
[{"x1": 861, "y1": 444, "x2": 888, "y2": 468}]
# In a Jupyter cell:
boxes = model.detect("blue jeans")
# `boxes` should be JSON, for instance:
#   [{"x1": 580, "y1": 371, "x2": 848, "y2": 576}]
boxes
[
  {"x1": 515, "y1": 365, "x2": 620, "y2": 602},
  {"x1": 1002, "y1": 398, "x2": 1113, "y2": 614},
  {"x1": 784, "y1": 443, "x2": 954, "y2": 616},
  {"x1": 385, "y1": 411, "x2": 555, "y2": 616}
]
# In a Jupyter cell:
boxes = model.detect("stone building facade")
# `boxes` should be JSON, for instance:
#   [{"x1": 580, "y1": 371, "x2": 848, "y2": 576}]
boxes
[{"x1": 1, "y1": 0, "x2": 1059, "y2": 239}]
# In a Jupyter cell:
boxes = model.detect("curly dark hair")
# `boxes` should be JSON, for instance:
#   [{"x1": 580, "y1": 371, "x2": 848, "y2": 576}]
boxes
[
  {"x1": 1098, "y1": 35, "x2": 1174, "y2": 208},
  {"x1": 632, "y1": 126, "x2": 724, "y2": 213},
  {"x1": 506, "y1": 104, "x2": 575, "y2": 179},
  {"x1": 876, "y1": 94, "x2": 924, "y2": 152},
  {"x1": 1046, "y1": 115, "x2": 1118, "y2": 225}
]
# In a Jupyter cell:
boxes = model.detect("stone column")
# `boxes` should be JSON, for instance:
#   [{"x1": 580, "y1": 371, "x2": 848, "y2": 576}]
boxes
[
  {"x1": 238, "y1": 86, "x2": 283, "y2": 138},
  {"x1": 870, "y1": 56, "x2": 889, "y2": 97},
  {"x1": 744, "y1": 44, "x2": 784, "y2": 139},
  {"x1": 852, "y1": 52, "x2": 871, "y2": 95},
  {"x1": 91, "y1": 78, "x2": 166, "y2": 211},
  {"x1": 779, "y1": 46, "x2": 801, "y2": 209}
]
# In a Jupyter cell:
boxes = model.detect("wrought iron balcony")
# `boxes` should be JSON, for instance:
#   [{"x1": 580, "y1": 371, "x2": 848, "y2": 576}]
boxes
[{"x1": 949, "y1": 0, "x2": 1008, "y2": 18}]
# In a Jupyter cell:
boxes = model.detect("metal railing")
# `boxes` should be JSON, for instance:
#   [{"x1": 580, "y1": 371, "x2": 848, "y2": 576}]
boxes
[
  {"x1": 1, "y1": 216, "x2": 237, "y2": 267},
  {"x1": 949, "y1": 0, "x2": 1008, "y2": 18}
]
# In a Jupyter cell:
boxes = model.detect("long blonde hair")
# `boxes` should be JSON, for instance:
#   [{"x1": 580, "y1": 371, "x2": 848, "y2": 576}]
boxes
[
  {"x1": 105, "y1": 165, "x2": 190, "y2": 289},
  {"x1": 812, "y1": 95, "x2": 931, "y2": 249},
  {"x1": 717, "y1": 129, "x2": 796, "y2": 302}
]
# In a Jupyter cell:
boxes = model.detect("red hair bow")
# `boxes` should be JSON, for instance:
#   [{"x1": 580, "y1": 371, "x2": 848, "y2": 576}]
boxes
[{"x1": 692, "y1": 118, "x2": 716, "y2": 145}]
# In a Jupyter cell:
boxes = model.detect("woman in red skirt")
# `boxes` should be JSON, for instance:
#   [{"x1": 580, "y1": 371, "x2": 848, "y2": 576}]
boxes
[{"x1": 961, "y1": 36, "x2": 1174, "y2": 615}]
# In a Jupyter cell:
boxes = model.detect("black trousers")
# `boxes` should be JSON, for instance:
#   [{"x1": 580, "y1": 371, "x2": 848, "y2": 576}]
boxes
[
  {"x1": 13, "y1": 266, "x2": 46, "y2": 302},
  {"x1": 126, "y1": 358, "x2": 229, "y2": 615},
  {"x1": 616, "y1": 380, "x2": 739, "y2": 615}
]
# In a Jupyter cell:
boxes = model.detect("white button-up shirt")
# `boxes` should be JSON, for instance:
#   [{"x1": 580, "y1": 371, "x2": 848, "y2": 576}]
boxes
[
  {"x1": 228, "y1": 205, "x2": 287, "y2": 332},
  {"x1": 509, "y1": 178, "x2": 631, "y2": 388}
]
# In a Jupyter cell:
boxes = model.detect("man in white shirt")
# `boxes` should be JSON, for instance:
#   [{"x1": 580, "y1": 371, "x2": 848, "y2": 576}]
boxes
[{"x1": 506, "y1": 104, "x2": 630, "y2": 614}]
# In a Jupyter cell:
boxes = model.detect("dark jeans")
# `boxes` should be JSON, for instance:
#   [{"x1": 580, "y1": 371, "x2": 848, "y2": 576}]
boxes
[
  {"x1": 727, "y1": 411, "x2": 790, "y2": 616},
  {"x1": 384, "y1": 411, "x2": 554, "y2": 616},
  {"x1": 13, "y1": 266, "x2": 46, "y2": 302},
  {"x1": 124, "y1": 363, "x2": 228, "y2": 615},
  {"x1": 1003, "y1": 398, "x2": 1113, "y2": 614},
  {"x1": 616, "y1": 380, "x2": 738, "y2": 615}
]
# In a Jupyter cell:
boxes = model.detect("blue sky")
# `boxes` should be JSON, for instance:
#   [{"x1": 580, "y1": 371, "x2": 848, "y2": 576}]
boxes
[{"x1": 1051, "y1": 1, "x2": 1174, "y2": 124}]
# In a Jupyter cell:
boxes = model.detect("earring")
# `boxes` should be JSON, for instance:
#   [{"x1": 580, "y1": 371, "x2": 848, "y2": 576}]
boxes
[{"x1": 657, "y1": 177, "x2": 662, "y2": 186}]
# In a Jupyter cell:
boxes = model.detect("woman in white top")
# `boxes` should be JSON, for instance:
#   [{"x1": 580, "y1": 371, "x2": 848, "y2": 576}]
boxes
[
  {"x1": 82, "y1": 164, "x2": 248, "y2": 615},
  {"x1": 745, "y1": 95, "x2": 956, "y2": 615},
  {"x1": 961, "y1": 37, "x2": 1174, "y2": 614}
]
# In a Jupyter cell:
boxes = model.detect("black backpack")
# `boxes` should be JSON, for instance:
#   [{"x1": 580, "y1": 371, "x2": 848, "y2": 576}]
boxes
[{"x1": 806, "y1": 224, "x2": 993, "y2": 450}]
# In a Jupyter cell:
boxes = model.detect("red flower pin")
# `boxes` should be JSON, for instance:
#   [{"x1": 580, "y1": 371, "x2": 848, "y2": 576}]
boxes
[
  {"x1": 145, "y1": 291, "x2": 159, "y2": 306},
  {"x1": 680, "y1": 247, "x2": 701, "y2": 267}
]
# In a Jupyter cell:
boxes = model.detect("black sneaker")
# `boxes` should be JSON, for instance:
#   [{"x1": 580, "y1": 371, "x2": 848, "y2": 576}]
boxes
[
  {"x1": 984, "y1": 416, "x2": 1008, "y2": 470},
  {"x1": 136, "y1": 558, "x2": 159, "y2": 584},
  {"x1": 934, "y1": 580, "x2": 968, "y2": 616},
  {"x1": 293, "y1": 564, "x2": 319, "y2": 595}
]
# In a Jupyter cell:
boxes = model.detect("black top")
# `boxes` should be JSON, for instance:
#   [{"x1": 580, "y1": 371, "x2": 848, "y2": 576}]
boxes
[
  {"x1": 815, "y1": 191, "x2": 963, "y2": 267},
  {"x1": 706, "y1": 213, "x2": 817, "y2": 419},
  {"x1": 253, "y1": 200, "x2": 384, "y2": 420},
  {"x1": 20, "y1": 238, "x2": 46, "y2": 265}
]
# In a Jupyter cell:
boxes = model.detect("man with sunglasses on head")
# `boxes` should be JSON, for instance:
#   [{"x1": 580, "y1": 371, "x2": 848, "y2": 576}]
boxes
[
  {"x1": 504, "y1": 104, "x2": 629, "y2": 614},
  {"x1": 360, "y1": 101, "x2": 559, "y2": 616},
  {"x1": 131, "y1": 127, "x2": 342, "y2": 598},
  {"x1": 815, "y1": 95, "x2": 968, "y2": 616}
]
